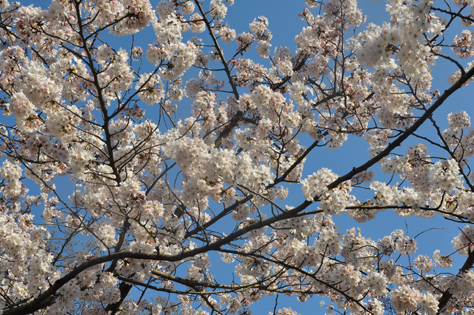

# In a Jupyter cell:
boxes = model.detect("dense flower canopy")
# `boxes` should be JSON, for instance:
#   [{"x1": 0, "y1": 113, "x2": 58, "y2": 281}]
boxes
[{"x1": 1, "y1": 0, "x2": 474, "y2": 314}]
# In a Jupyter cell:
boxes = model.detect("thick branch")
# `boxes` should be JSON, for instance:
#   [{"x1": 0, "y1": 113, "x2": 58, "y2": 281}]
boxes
[{"x1": 327, "y1": 65, "x2": 474, "y2": 190}]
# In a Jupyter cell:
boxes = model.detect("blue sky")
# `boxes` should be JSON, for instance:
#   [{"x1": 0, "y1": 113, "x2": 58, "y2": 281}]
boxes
[
  {"x1": 6, "y1": 0, "x2": 474, "y2": 313},
  {"x1": 172, "y1": 0, "x2": 474, "y2": 313},
  {"x1": 217, "y1": 0, "x2": 469, "y2": 245},
  {"x1": 189, "y1": 1, "x2": 474, "y2": 312}
]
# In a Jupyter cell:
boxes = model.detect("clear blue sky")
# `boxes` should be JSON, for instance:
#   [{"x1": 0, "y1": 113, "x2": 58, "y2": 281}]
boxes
[{"x1": 8, "y1": 0, "x2": 474, "y2": 313}]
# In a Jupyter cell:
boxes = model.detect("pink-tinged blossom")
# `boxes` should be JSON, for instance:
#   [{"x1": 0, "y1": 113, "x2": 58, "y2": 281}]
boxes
[
  {"x1": 110, "y1": 0, "x2": 154, "y2": 36},
  {"x1": 219, "y1": 26, "x2": 236, "y2": 43},
  {"x1": 236, "y1": 32, "x2": 255, "y2": 52},
  {"x1": 156, "y1": 0, "x2": 174, "y2": 19},
  {"x1": 210, "y1": 0, "x2": 227, "y2": 20},
  {"x1": 414, "y1": 254, "x2": 435, "y2": 273},
  {"x1": 301, "y1": 168, "x2": 338, "y2": 201},
  {"x1": 1, "y1": 0, "x2": 474, "y2": 314},
  {"x1": 180, "y1": 1, "x2": 195, "y2": 14},
  {"x1": 390, "y1": 284, "x2": 422, "y2": 313},
  {"x1": 452, "y1": 225, "x2": 474, "y2": 257},
  {"x1": 364, "y1": 271, "x2": 388, "y2": 298},
  {"x1": 190, "y1": 13, "x2": 206, "y2": 33},
  {"x1": 136, "y1": 73, "x2": 164, "y2": 105}
]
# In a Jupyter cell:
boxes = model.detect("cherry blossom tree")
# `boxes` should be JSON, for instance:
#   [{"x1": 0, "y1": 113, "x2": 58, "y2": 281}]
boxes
[{"x1": 2, "y1": 0, "x2": 474, "y2": 314}]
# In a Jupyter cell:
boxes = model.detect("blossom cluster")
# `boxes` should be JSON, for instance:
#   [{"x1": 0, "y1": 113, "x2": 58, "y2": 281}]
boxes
[{"x1": 1, "y1": 0, "x2": 474, "y2": 314}]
